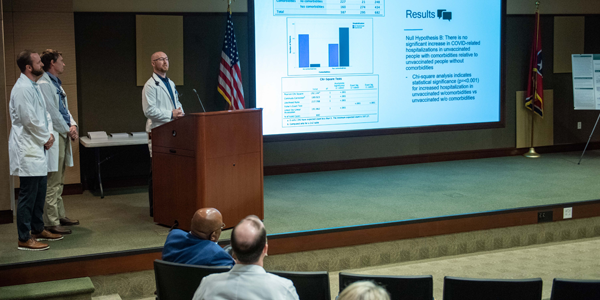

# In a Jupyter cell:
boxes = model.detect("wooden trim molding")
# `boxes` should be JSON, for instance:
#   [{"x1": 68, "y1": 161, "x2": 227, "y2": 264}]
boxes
[
  {"x1": 0, "y1": 248, "x2": 162, "y2": 287},
  {"x1": 63, "y1": 184, "x2": 83, "y2": 195},
  {"x1": 265, "y1": 199, "x2": 600, "y2": 255},
  {"x1": 264, "y1": 143, "x2": 600, "y2": 176},
  {"x1": 0, "y1": 210, "x2": 13, "y2": 224},
  {"x1": 1, "y1": 199, "x2": 599, "y2": 286}
]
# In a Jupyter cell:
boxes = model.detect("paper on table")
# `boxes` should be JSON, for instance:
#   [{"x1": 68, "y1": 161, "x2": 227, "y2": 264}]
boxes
[
  {"x1": 131, "y1": 132, "x2": 148, "y2": 138},
  {"x1": 110, "y1": 133, "x2": 130, "y2": 139},
  {"x1": 88, "y1": 131, "x2": 108, "y2": 140}
]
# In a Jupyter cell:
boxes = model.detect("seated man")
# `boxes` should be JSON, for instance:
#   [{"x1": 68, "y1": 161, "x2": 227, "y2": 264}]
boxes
[
  {"x1": 162, "y1": 208, "x2": 234, "y2": 266},
  {"x1": 193, "y1": 215, "x2": 299, "y2": 300}
]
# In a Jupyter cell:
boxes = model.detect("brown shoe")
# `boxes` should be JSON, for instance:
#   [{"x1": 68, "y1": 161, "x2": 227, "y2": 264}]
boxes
[
  {"x1": 32, "y1": 230, "x2": 63, "y2": 241},
  {"x1": 45, "y1": 225, "x2": 72, "y2": 234},
  {"x1": 18, "y1": 238, "x2": 49, "y2": 251},
  {"x1": 60, "y1": 217, "x2": 80, "y2": 226}
]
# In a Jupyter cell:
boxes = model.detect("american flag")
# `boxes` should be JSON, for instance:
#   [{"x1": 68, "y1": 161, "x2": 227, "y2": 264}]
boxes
[{"x1": 218, "y1": 11, "x2": 245, "y2": 110}]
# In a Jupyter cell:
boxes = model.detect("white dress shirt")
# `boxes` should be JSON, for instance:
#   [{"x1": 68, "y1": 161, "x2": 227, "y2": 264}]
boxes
[{"x1": 192, "y1": 264, "x2": 300, "y2": 300}]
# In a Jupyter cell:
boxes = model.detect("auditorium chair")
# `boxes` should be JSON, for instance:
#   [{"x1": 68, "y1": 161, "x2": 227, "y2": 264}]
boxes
[
  {"x1": 442, "y1": 276, "x2": 543, "y2": 300},
  {"x1": 550, "y1": 278, "x2": 600, "y2": 300},
  {"x1": 270, "y1": 270, "x2": 331, "y2": 300},
  {"x1": 338, "y1": 272, "x2": 433, "y2": 300},
  {"x1": 153, "y1": 259, "x2": 231, "y2": 300}
]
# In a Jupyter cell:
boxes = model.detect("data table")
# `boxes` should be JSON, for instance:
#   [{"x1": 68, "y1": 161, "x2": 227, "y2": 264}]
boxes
[
  {"x1": 282, "y1": 75, "x2": 379, "y2": 127},
  {"x1": 274, "y1": 0, "x2": 385, "y2": 16}
]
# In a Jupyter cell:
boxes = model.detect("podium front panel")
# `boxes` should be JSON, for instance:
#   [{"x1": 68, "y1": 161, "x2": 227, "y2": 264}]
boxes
[{"x1": 153, "y1": 151, "x2": 197, "y2": 231}]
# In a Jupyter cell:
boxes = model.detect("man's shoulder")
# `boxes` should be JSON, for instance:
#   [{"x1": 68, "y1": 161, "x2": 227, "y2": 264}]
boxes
[
  {"x1": 143, "y1": 76, "x2": 157, "y2": 88},
  {"x1": 11, "y1": 80, "x2": 34, "y2": 98},
  {"x1": 164, "y1": 230, "x2": 216, "y2": 249},
  {"x1": 200, "y1": 269, "x2": 230, "y2": 283},
  {"x1": 164, "y1": 229, "x2": 190, "y2": 241},
  {"x1": 265, "y1": 272, "x2": 295, "y2": 287},
  {"x1": 37, "y1": 73, "x2": 51, "y2": 85},
  {"x1": 232, "y1": 266, "x2": 294, "y2": 286}
]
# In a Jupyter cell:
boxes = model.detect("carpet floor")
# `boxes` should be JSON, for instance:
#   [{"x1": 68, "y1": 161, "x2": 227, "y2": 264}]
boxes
[{"x1": 1, "y1": 151, "x2": 599, "y2": 265}]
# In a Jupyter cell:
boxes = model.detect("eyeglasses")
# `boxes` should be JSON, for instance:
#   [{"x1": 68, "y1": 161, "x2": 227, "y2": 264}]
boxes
[
  {"x1": 153, "y1": 57, "x2": 169, "y2": 62},
  {"x1": 220, "y1": 223, "x2": 226, "y2": 230}
]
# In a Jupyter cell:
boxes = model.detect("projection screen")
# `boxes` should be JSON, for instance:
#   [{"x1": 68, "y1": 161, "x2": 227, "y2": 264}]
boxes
[{"x1": 252, "y1": 0, "x2": 504, "y2": 138}]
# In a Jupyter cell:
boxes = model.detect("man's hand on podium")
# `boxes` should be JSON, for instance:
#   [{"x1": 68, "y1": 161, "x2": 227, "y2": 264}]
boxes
[{"x1": 172, "y1": 107, "x2": 185, "y2": 119}]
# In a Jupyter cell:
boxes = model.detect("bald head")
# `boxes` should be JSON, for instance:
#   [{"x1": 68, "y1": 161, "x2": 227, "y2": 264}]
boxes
[
  {"x1": 151, "y1": 51, "x2": 169, "y2": 75},
  {"x1": 151, "y1": 51, "x2": 166, "y2": 62},
  {"x1": 190, "y1": 208, "x2": 224, "y2": 242},
  {"x1": 231, "y1": 215, "x2": 266, "y2": 264}
]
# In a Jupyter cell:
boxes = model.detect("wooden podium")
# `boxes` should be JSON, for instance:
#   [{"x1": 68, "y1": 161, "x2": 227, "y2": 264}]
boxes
[{"x1": 151, "y1": 108, "x2": 263, "y2": 231}]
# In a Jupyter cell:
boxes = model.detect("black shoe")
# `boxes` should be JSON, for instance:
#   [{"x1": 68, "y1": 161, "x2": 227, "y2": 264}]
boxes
[
  {"x1": 45, "y1": 225, "x2": 72, "y2": 234},
  {"x1": 59, "y1": 217, "x2": 80, "y2": 226}
]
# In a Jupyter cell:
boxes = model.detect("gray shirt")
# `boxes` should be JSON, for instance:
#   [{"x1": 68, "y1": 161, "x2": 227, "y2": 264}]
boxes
[{"x1": 192, "y1": 264, "x2": 300, "y2": 300}]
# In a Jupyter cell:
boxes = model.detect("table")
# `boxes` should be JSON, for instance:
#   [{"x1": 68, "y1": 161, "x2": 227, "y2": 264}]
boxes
[{"x1": 80, "y1": 136, "x2": 148, "y2": 198}]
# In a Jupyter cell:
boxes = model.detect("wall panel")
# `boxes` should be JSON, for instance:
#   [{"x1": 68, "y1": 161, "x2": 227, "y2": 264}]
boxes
[
  {"x1": 135, "y1": 15, "x2": 184, "y2": 86},
  {"x1": 11, "y1": 12, "x2": 76, "y2": 85},
  {"x1": 0, "y1": 3, "x2": 12, "y2": 213},
  {"x1": 73, "y1": 0, "x2": 246, "y2": 13},
  {"x1": 516, "y1": 90, "x2": 554, "y2": 148},
  {"x1": 12, "y1": 0, "x2": 73, "y2": 13},
  {"x1": 554, "y1": 16, "x2": 585, "y2": 74},
  {"x1": 3, "y1": 12, "x2": 14, "y2": 85},
  {"x1": 508, "y1": 0, "x2": 600, "y2": 15}
]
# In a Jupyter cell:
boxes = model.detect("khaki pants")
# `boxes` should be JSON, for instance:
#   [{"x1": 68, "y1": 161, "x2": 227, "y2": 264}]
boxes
[{"x1": 44, "y1": 134, "x2": 68, "y2": 226}]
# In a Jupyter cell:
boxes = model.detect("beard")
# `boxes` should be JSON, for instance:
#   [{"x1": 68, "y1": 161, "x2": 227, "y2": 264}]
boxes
[{"x1": 31, "y1": 67, "x2": 44, "y2": 76}]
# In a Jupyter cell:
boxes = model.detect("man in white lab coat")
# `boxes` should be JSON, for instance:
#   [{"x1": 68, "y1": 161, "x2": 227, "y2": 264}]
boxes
[
  {"x1": 38, "y1": 49, "x2": 79, "y2": 235},
  {"x1": 9, "y1": 50, "x2": 64, "y2": 251},
  {"x1": 142, "y1": 51, "x2": 184, "y2": 217}
]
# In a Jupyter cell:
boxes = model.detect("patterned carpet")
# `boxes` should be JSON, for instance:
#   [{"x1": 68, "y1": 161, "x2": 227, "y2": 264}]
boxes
[
  {"x1": 90, "y1": 218, "x2": 600, "y2": 300},
  {"x1": 328, "y1": 236, "x2": 600, "y2": 300}
]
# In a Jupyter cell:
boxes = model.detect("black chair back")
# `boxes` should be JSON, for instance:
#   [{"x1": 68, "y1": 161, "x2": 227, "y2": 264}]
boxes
[
  {"x1": 443, "y1": 276, "x2": 543, "y2": 300},
  {"x1": 550, "y1": 278, "x2": 600, "y2": 300},
  {"x1": 271, "y1": 270, "x2": 331, "y2": 300},
  {"x1": 154, "y1": 259, "x2": 231, "y2": 300},
  {"x1": 339, "y1": 272, "x2": 433, "y2": 300}
]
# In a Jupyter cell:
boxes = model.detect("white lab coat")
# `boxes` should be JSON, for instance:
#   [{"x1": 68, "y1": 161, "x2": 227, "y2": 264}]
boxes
[
  {"x1": 9, "y1": 73, "x2": 53, "y2": 177},
  {"x1": 141, "y1": 73, "x2": 184, "y2": 133},
  {"x1": 37, "y1": 72, "x2": 76, "y2": 172}
]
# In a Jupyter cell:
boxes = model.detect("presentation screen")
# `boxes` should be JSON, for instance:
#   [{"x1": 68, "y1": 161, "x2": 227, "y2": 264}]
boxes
[{"x1": 253, "y1": 0, "x2": 503, "y2": 137}]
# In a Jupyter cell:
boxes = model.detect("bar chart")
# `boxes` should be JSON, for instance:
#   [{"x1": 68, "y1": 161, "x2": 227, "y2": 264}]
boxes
[{"x1": 287, "y1": 18, "x2": 373, "y2": 76}]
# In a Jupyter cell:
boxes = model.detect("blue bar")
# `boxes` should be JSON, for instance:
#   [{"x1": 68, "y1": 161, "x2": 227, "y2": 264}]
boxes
[
  {"x1": 329, "y1": 44, "x2": 339, "y2": 67},
  {"x1": 310, "y1": 64, "x2": 320, "y2": 67},
  {"x1": 299, "y1": 34, "x2": 309, "y2": 68},
  {"x1": 339, "y1": 28, "x2": 349, "y2": 67}
]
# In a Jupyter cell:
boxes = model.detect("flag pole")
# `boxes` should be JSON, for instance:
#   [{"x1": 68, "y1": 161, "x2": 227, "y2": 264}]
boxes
[{"x1": 524, "y1": 1, "x2": 541, "y2": 158}]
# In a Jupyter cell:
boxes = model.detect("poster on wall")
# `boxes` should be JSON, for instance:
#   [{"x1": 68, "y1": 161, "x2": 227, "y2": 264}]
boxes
[{"x1": 572, "y1": 54, "x2": 600, "y2": 110}]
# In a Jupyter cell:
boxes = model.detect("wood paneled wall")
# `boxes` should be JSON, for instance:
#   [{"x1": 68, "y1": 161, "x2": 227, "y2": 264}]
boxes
[
  {"x1": 2, "y1": 0, "x2": 80, "y2": 204},
  {"x1": 0, "y1": 1, "x2": 12, "y2": 213}
]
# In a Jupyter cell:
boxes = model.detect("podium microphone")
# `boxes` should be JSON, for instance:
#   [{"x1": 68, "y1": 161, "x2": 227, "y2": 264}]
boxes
[{"x1": 192, "y1": 89, "x2": 207, "y2": 113}]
